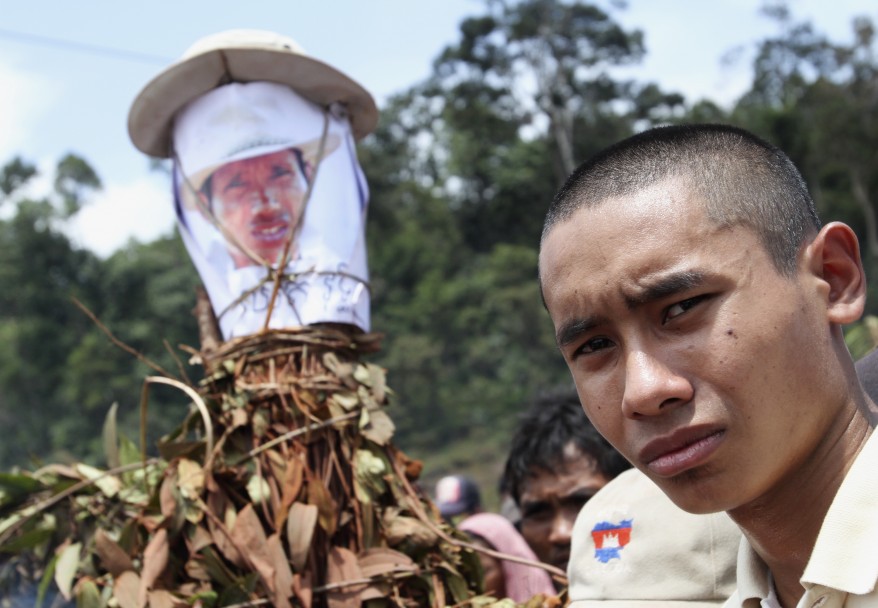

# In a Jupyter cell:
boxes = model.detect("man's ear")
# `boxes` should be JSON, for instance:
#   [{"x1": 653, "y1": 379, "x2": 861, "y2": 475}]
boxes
[{"x1": 804, "y1": 221, "x2": 866, "y2": 324}]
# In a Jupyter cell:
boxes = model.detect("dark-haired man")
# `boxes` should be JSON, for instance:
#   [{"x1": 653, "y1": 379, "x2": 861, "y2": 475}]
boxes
[
  {"x1": 539, "y1": 124, "x2": 877, "y2": 607},
  {"x1": 500, "y1": 390, "x2": 630, "y2": 579}
]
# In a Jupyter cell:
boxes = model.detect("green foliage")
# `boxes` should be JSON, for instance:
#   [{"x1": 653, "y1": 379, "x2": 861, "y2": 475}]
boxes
[
  {"x1": 0, "y1": 156, "x2": 200, "y2": 470},
  {"x1": 729, "y1": 6, "x2": 878, "y2": 314}
]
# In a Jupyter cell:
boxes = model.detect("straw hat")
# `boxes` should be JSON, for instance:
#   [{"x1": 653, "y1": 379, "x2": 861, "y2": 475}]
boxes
[{"x1": 128, "y1": 29, "x2": 378, "y2": 158}]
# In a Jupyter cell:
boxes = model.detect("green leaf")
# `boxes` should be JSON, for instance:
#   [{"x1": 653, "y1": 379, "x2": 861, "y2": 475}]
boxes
[
  {"x1": 54, "y1": 541, "x2": 82, "y2": 600},
  {"x1": 332, "y1": 391, "x2": 360, "y2": 411},
  {"x1": 74, "y1": 578, "x2": 104, "y2": 607},
  {"x1": 75, "y1": 464, "x2": 120, "y2": 498},
  {"x1": 102, "y1": 402, "x2": 120, "y2": 469},
  {"x1": 118, "y1": 434, "x2": 141, "y2": 467},
  {"x1": 444, "y1": 570, "x2": 470, "y2": 605},
  {"x1": 36, "y1": 549, "x2": 60, "y2": 608},
  {"x1": 353, "y1": 364, "x2": 372, "y2": 386},
  {"x1": 0, "y1": 525, "x2": 53, "y2": 553},
  {"x1": 246, "y1": 474, "x2": 271, "y2": 504},
  {"x1": 0, "y1": 472, "x2": 44, "y2": 508}
]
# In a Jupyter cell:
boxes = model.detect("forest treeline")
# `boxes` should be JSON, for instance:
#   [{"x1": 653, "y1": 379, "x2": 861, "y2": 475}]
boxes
[{"x1": 2, "y1": 0, "x2": 877, "y2": 497}]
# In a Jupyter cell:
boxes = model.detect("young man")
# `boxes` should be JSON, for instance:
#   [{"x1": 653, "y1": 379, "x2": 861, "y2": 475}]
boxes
[
  {"x1": 500, "y1": 390, "x2": 630, "y2": 578},
  {"x1": 538, "y1": 124, "x2": 877, "y2": 607}
]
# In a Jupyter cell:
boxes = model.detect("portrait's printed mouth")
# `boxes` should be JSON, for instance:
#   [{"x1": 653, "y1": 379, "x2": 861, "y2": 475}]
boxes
[{"x1": 249, "y1": 213, "x2": 292, "y2": 245}]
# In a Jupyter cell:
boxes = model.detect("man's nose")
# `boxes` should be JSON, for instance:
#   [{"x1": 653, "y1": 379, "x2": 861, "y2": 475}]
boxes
[
  {"x1": 621, "y1": 349, "x2": 693, "y2": 419},
  {"x1": 548, "y1": 510, "x2": 574, "y2": 547},
  {"x1": 252, "y1": 188, "x2": 279, "y2": 209}
]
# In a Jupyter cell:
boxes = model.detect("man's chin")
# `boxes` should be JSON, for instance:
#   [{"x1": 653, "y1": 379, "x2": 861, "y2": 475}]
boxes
[{"x1": 549, "y1": 554, "x2": 569, "y2": 573}]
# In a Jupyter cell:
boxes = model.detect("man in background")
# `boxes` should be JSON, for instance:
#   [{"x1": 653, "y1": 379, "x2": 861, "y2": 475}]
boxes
[{"x1": 500, "y1": 390, "x2": 630, "y2": 577}]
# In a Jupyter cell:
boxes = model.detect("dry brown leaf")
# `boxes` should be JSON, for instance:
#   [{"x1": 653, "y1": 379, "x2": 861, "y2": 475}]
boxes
[
  {"x1": 230, "y1": 503, "x2": 276, "y2": 593},
  {"x1": 159, "y1": 473, "x2": 177, "y2": 520},
  {"x1": 147, "y1": 589, "x2": 184, "y2": 608},
  {"x1": 206, "y1": 489, "x2": 243, "y2": 567},
  {"x1": 184, "y1": 557, "x2": 211, "y2": 581},
  {"x1": 367, "y1": 363, "x2": 387, "y2": 403},
  {"x1": 176, "y1": 459, "x2": 204, "y2": 500},
  {"x1": 357, "y1": 547, "x2": 418, "y2": 601},
  {"x1": 230, "y1": 407, "x2": 248, "y2": 428},
  {"x1": 138, "y1": 528, "x2": 169, "y2": 606},
  {"x1": 266, "y1": 449, "x2": 287, "y2": 489},
  {"x1": 112, "y1": 570, "x2": 140, "y2": 608},
  {"x1": 307, "y1": 475, "x2": 338, "y2": 537},
  {"x1": 358, "y1": 547, "x2": 417, "y2": 578},
  {"x1": 267, "y1": 533, "x2": 294, "y2": 608},
  {"x1": 286, "y1": 502, "x2": 318, "y2": 572},
  {"x1": 383, "y1": 513, "x2": 438, "y2": 548},
  {"x1": 326, "y1": 546, "x2": 365, "y2": 608},
  {"x1": 185, "y1": 524, "x2": 213, "y2": 554},
  {"x1": 292, "y1": 572, "x2": 313, "y2": 608},
  {"x1": 397, "y1": 451, "x2": 424, "y2": 481},
  {"x1": 360, "y1": 409, "x2": 395, "y2": 445},
  {"x1": 95, "y1": 529, "x2": 134, "y2": 577},
  {"x1": 276, "y1": 455, "x2": 304, "y2": 530}
]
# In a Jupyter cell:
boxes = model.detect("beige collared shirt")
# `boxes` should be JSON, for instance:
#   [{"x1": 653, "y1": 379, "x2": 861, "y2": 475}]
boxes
[{"x1": 724, "y1": 428, "x2": 878, "y2": 608}]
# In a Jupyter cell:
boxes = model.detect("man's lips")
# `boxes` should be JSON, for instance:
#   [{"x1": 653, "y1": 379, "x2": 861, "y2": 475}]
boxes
[
  {"x1": 639, "y1": 426, "x2": 726, "y2": 477},
  {"x1": 249, "y1": 215, "x2": 291, "y2": 243}
]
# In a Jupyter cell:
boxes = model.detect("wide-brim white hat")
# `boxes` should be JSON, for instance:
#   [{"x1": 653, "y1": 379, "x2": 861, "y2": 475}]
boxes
[{"x1": 128, "y1": 29, "x2": 378, "y2": 158}]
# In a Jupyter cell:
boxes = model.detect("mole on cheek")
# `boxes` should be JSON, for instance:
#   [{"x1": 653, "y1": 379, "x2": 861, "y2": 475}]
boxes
[{"x1": 726, "y1": 329, "x2": 736, "y2": 338}]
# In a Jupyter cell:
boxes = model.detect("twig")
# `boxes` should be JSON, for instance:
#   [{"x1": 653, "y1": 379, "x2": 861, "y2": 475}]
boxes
[
  {"x1": 235, "y1": 411, "x2": 359, "y2": 464},
  {"x1": 164, "y1": 338, "x2": 191, "y2": 385},
  {"x1": 71, "y1": 296, "x2": 176, "y2": 379},
  {"x1": 145, "y1": 376, "x2": 214, "y2": 458}
]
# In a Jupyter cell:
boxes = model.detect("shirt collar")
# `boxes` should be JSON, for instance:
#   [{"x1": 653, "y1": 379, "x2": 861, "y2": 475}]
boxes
[{"x1": 801, "y1": 427, "x2": 878, "y2": 594}]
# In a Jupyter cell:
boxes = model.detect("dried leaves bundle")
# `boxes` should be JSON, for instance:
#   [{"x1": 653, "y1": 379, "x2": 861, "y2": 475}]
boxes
[{"x1": 0, "y1": 326, "x2": 560, "y2": 608}]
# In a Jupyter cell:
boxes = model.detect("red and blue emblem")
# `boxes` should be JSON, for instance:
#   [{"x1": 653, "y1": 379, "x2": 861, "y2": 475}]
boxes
[{"x1": 590, "y1": 519, "x2": 632, "y2": 563}]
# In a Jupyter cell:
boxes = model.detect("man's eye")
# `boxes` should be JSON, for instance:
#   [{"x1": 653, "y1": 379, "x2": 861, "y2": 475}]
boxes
[
  {"x1": 222, "y1": 176, "x2": 246, "y2": 192},
  {"x1": 664, "y1": 295, "x2": 708, "y2": 323},
  {"x1": 577, "y1": 336, "x2": 614, "y2": 355},
  {"x1": 270, "y1": 166, "x2": 294, "y2": 180},
  {"x1": 521, "y1": 508, "x2": 551, "y2": 524}
]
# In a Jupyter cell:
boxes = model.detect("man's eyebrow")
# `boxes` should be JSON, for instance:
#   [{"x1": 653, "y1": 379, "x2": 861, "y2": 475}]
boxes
[
  {"x1": 556, "y1": 316, "x2": 600, "y2": 349},
  {"x1": 624, "y1": 270, "x2": 707, "y2": 309},
  {"x1": 519, "y1": 499, "x2": 550, "y2": 514},
  {"x1": 554, "y1": 271, "x2": 707, "y2": 348}
]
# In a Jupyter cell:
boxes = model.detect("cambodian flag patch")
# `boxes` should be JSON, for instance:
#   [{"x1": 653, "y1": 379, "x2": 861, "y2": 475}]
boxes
[{"x1": 591, "y1": 519, "x2": 632, "y2": 563}]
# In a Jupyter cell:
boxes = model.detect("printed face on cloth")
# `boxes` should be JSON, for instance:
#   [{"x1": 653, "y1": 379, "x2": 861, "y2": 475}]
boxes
[
  {"x1": 203, "y1": 147, "x2": 310, "y2": 269},
  {"x1": 173, "y1": 81, "x2": 370, "y2": 338}
]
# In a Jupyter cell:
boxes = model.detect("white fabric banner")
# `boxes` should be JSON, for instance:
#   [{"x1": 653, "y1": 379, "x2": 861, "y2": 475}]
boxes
[{"x1": 172, "y1": 82, "x2": 370, "y2": 339}]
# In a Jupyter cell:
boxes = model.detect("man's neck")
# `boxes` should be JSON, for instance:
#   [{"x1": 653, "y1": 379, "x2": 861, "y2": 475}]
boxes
[{"x1": 728, "y1": 407, "x2": 872, "y2": 608}]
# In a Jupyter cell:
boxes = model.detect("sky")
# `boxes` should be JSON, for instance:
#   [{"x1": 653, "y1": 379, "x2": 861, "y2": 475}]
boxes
[{"x1": 1, "y1": 0, "x2": 875, "y2": 257}]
